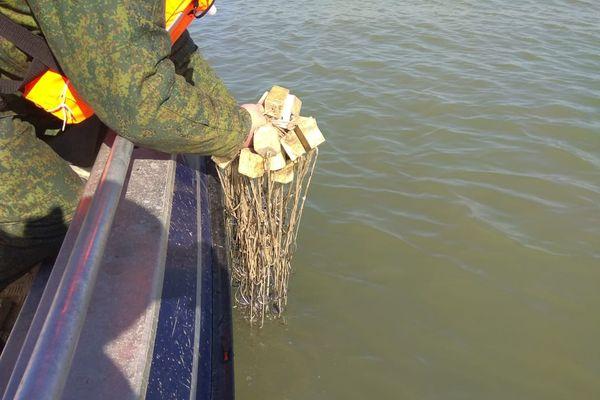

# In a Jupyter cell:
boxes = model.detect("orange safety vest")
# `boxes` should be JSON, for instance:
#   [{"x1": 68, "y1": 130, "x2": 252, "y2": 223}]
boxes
[{"x1": 3, "y1": 0, "x2": 214, "y2": 125}]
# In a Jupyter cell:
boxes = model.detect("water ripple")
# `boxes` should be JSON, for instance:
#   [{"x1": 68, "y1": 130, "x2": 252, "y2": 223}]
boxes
[{"x1": 194, "y1": 1, "x2": 600, "y2": 398}]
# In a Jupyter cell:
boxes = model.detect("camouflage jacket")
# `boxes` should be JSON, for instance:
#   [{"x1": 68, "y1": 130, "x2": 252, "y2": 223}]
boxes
[{"x1": 0, "y1": 0, "x2": 251, "y2": 157}]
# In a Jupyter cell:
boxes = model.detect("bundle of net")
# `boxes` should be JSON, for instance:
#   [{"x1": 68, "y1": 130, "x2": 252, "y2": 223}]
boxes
[{"x1": 213, "y1": 86, "x2": 325, "y2": 325}]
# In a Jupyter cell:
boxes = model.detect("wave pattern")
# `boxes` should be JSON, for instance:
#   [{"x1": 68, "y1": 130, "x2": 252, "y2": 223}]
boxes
[{"x1": 191, "y1": 1, "x2": 600, "y2": 399}]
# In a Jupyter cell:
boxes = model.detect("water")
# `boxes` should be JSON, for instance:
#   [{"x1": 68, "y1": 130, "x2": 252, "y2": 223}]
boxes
[{"x1": 190, "y1": 1, "x2": 600, "y2": 398}]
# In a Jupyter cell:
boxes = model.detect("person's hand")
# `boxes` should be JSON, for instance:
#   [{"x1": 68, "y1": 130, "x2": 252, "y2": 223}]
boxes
[{"x1": 241, "y1": 103, "x2": 267, "y2": 147}]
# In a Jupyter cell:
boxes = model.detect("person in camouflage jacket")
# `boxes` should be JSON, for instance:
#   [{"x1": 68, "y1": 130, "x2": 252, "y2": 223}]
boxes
[{"x1": 0, "y1": 0, "x2": 265, "y2": 289}]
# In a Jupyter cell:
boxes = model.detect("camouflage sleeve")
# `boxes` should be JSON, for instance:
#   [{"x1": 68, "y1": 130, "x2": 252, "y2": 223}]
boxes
[
  {"x1": 170, "y1": 31, "x2": 240, "y2": 107},
  {"x1": 26, "y1": 0, "x2": 251, "y2": 157}
]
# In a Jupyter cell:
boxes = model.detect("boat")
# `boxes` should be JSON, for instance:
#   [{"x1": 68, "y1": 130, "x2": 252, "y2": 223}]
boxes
[{"x1": 0, "y1": 131, "x2": 234, "y2": 399}]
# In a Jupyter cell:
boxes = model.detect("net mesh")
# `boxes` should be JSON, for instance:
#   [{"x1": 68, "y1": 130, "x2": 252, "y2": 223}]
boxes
[{"x1": 216, "y1": 149, "x2": 318, "y2": 325}]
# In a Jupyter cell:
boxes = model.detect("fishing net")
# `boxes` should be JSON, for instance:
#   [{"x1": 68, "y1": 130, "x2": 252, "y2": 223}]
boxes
[
  {"x1": 216, "y1": 149, "x2": 318, "y2": 324},
  {"x1": 214, "y1": 86, "x2": 324, "y2": 324}
]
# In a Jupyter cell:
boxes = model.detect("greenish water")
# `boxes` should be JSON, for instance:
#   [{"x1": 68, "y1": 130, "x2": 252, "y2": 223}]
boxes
[{"x1": 192, "y1": 1, "x2": 600, "y2": 398}]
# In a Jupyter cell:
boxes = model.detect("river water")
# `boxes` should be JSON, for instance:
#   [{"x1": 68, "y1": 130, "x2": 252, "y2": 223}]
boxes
[{"x1": 191, "y1": 1, "x2": 600, "y2": 398}]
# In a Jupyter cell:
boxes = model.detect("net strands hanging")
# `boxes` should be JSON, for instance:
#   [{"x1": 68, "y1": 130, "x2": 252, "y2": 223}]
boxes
[{"x1": 216, "y1": 149, "x2": 318, "y2": 324}]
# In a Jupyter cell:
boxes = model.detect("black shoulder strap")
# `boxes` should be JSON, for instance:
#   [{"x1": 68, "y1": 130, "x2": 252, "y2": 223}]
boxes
[{"x1": 0, "y1": 12, "x2": 60, "y2": 94}]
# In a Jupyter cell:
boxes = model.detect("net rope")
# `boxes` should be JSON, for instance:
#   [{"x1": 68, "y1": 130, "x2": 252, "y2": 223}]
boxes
[{"x1": 216, "y1": 149, "x2": 318, "y2": 325}]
